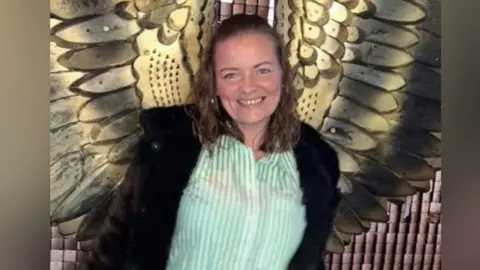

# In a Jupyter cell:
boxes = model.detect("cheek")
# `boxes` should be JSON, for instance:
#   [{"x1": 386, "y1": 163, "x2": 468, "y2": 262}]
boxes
[
  {"x1": 215, "y1": 80, "x2": 236, "y2": 98},
  {"x1": 261, "y1": 75, "x2": 282, "y2": 94},
  {"x1": 262, "y1": 80, "x2": 282, "y2": 99},
  {"x1": 216, "y1": 83, "x2": 236, "y2": 109},
  {"x1": 266, "y1": 80, "x2": 282, "y2": 108}
]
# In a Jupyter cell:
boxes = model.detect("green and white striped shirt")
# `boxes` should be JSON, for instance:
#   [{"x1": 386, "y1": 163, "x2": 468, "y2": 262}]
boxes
[{"x1": 166, "y1": 135, "x2": 307, "y2": 270}]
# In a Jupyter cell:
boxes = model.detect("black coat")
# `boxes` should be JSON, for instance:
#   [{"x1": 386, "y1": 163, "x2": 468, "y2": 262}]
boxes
[{"x1": 82, "y1": 105, "x2": 341, "y2": 270}]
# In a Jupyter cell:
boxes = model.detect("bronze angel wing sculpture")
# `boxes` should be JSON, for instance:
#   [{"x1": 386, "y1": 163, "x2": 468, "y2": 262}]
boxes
[{"x1": 50, "y1": 0, "x2": 441, "y2": 253}]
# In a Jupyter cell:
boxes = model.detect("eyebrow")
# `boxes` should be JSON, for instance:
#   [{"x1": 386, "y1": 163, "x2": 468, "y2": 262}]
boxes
[{"x1": 219, "y1": 61, "x2": 274, "y2": 72}]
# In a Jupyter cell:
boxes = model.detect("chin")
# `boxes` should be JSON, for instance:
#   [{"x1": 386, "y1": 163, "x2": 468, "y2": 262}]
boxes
[
  {"x1": 232, "y1": 113, "x2": 272, "y2": 128},
  {"x1": 236, "y1": 118, "x2": 268, "y2": 126}
]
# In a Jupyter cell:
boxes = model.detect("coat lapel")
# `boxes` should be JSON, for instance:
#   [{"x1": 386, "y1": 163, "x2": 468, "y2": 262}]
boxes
[
  {"x1": 133, "y1": 109, "x2": 202, "y2": 269},
  {"x1": 288, "y1": 125, "x2": 341, "y2": 270}
]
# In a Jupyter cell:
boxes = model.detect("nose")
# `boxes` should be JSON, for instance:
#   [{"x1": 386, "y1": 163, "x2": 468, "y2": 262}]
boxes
[{"x1": 239, "y1": 73, "x2": 257, "y2": 94}]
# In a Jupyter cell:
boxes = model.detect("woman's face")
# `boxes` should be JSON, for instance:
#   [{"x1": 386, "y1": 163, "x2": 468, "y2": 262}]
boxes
[{"x1": 213, "y1": 32, "x2": 282, "y2": 133}]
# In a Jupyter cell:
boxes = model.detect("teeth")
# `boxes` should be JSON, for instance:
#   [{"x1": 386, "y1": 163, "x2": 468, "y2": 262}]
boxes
[{"x1": 238, "y1": 98, "x2": 263, "y2": 105}]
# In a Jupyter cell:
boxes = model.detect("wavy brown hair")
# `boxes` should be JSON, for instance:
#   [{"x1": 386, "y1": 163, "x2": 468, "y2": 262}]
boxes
[{"x1": 187, "y1": 14, "x2": 300, "y2": 153}]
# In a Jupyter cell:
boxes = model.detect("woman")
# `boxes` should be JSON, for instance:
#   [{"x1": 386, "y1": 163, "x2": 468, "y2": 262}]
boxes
[{"x1": 82, "y1": 14, "x2": 341, "y2": 270}]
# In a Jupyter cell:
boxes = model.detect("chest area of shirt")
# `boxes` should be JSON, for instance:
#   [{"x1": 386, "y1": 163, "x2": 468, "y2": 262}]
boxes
[{"x1": 182, "y1": 145, "x2": 303, "y2": 208}]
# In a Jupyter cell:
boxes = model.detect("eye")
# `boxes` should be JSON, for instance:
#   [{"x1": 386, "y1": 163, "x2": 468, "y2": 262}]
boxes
[
  {"x1": 257, "y1": 68, "x2": 272, "y2": 75},
  {"x1": 223, "y1": 73, "x2": 237, "y2": 80}
]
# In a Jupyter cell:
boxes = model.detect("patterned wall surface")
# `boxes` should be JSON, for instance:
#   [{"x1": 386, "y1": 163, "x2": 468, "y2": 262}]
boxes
[
  {"x1": 50, "y1": 0, "x2": 441, "y2": 269},
  {"x1": 217, "y1": 0, "x2": 275, "y2": 24},
  {"x1": 324, "y1": 171, "x2": 442, "y2": 270}
]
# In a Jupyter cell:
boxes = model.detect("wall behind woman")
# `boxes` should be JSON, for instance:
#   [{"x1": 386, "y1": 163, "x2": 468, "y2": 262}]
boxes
[{"x1": 49, "y1": 0, "x2": 442, "y2": 269}]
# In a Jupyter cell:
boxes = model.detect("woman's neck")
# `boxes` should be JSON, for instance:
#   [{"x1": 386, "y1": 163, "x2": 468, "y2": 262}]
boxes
[{"x1": 239, "y1": 125, "x2": 266, "y2": 151}]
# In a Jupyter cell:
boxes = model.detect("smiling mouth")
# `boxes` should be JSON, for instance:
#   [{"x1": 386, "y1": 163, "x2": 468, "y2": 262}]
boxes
[{"x1": 237, "y1": 97, "x2": 266, "y2": 106}]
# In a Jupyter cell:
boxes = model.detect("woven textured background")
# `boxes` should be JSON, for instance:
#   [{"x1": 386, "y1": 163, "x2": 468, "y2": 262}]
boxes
[
  {"x1": 324, "y1": 171, "x2": 442, "y2": 270},
  {"x1": 49, "y1": 0, "x2": 441, "y2": 269},
  {"x1": 217, "y1": 0, "x2": 274, "y2": 24}
]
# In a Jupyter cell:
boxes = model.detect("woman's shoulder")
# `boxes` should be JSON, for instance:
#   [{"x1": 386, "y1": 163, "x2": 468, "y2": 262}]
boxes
[
  {"x1": 139, "y1": 104, "x2": 194, "y2": 134},
  {"x1": 298, "y1": 122, "x2": 337, "y2": 159},
  {"x1": 298, "y1": 121, "x2": 340, "y2": 186},
  {"x1": 132, "y1": 105, "x2": 197, "y2": 160}
]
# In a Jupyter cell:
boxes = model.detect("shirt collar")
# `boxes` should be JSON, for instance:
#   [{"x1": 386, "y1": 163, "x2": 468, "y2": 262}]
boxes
[{"x1": 216, "y1": 135, "x2": 298, "y2": 178}]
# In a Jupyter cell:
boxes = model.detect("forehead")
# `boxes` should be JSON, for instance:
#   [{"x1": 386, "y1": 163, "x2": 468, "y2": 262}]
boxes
[{"x1": 213, "y1": 33, "x2": 278, "y2": 68}]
